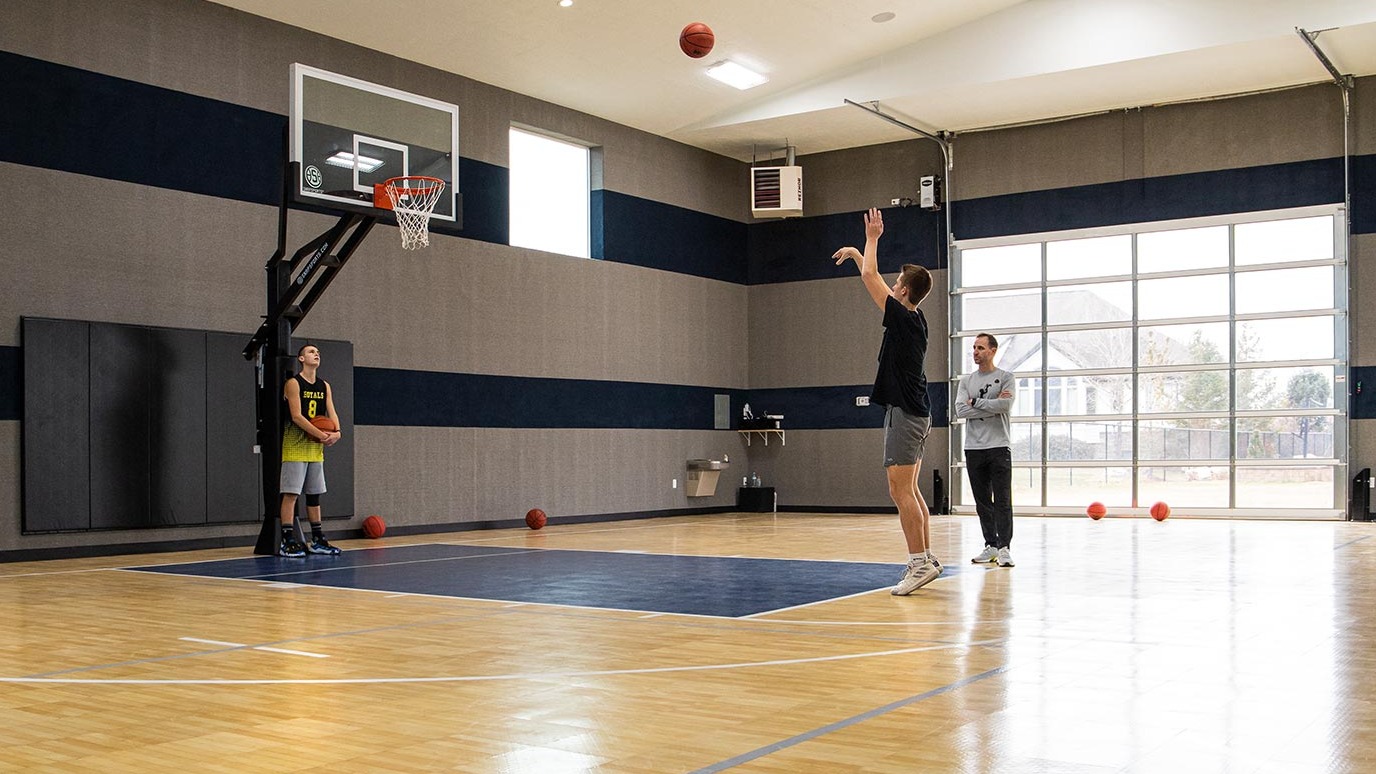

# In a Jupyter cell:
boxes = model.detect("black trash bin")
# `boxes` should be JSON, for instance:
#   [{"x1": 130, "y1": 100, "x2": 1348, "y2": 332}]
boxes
[{"x1": 1351, "y1": 468, "x2": 1371, "y2": 522}]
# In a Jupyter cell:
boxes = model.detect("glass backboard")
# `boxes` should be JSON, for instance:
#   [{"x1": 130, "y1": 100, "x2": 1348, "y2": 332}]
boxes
[{"x1": 289, "y1": 63, "x2": 458, "y2": 222}]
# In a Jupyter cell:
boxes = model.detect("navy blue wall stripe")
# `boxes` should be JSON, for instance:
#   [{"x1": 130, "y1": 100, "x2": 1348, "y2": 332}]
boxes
[
  {"x1": 353, "y1": 367, "x2": 950, "y2": 430},
  {"x1": 748, "y1": 206, "x2": 945, "y2": 285},
  {"x1": 0, "y1": 346, "x2": 18, "y2": 421},
  {"x1": 1354, "y1": 154, "x2": 1376, "y2": 236},
  {"x1": 0, "y1": 349, "x2": 956, "y2": 430},
  {"x1": 744, "y1": 383, "x2": 949, "y2": 429},
  {"x1": 355, "y1": 367, "x2": 748, "y2": 429},
  {"x1": 0, "y1": 49, "x2": 284, "y2": 206},
  {"x1": 595, "y1": 191, "x2": 748, "y2": 282},
  {"x1": 955, "y1": 158, "x2": 1346, "y2": 240},
  {"x1": 444, "y1": 158, "x2": 507, "y2": 245}
]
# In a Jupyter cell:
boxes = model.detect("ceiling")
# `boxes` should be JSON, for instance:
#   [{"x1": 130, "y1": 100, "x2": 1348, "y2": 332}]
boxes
[{"x1": 209, "y1": 0, "x2": 1376, "y2": 162}]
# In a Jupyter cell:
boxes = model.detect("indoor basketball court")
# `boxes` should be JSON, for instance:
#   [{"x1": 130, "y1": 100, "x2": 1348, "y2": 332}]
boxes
[{"x1": 3, "y1": 1, "x2": 1376, "y2": 773}]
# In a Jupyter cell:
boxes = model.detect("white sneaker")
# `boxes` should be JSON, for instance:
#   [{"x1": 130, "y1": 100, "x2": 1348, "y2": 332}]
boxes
[
  {"x1": 928, "y1": 552, "x2": 944, "y2": 576},
  {"x1": 996, "y1": 547, "x2": 1014, "y2": 567},
  {"x1": 971, "y1": 545, "x2": 998, "y2": 564},
  {"x1": 891, "y1": 560, "x2": 940, "y2": 596}
]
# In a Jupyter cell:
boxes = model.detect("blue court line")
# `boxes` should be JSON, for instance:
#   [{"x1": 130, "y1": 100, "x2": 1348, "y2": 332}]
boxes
[
  {"x1": 689, "y1": 665, "x2": 1009, "y2": 773},
  {"x1": 1335, "y1": 535, "x2": 1371, "y2": 551}
]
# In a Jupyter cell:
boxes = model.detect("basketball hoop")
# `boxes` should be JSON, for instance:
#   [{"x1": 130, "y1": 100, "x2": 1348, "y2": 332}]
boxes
[{"x1": 373, "y1": 176, "x2": 446, "y2": 250}]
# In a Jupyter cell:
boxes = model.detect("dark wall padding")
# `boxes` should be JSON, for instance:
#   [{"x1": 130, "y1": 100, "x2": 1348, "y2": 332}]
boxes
[
  {"x1": 0, "y1": 346, "x2": 18, "y2": 421},
  {"x1": 21, "y1": 321, "x2": 91, "y2": 532},
  {"x1": 20, "y1": 318, "x2": 354, "y2": 533}
]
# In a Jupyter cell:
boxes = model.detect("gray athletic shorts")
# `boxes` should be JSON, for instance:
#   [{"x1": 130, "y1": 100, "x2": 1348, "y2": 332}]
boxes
[
  {"x1": 883, "y1": 405, "x2": 930, "y2": 467},
  {"x1": 280, "y1": 462, "x2": 327, "y2": 496}
]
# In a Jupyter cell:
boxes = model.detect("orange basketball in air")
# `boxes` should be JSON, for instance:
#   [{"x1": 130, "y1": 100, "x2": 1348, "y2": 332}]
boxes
[{"x1": 679, "y1": 22, "x2": 714, "y2": 58}]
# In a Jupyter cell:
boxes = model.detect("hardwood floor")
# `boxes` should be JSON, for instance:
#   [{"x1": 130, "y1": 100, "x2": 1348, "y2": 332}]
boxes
[{"x1": 0, "y1": 512, "x2": 1368, "y2": 773}]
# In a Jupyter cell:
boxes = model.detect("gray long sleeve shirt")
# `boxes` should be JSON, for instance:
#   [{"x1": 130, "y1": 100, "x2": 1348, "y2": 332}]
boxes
[{"x1": 954, "y1": 367, "x2": 1015, "y2": 450}]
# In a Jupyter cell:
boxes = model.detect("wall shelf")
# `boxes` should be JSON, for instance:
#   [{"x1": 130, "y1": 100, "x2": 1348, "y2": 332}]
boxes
[{"x1": 738, "y1": 429, "x2": 785, "y2": 446}]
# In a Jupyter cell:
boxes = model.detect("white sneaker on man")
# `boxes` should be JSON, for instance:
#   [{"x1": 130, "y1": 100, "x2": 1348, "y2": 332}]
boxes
[
  {"x1": 996, "y1": 547, "x2": 1014, "y2": 567},
  {"x1": 971, "y1": 545, "x2": 999, "y2": 564},
  {"x1": 891, "y1": 560, "x2": 940, "y2": 595}
]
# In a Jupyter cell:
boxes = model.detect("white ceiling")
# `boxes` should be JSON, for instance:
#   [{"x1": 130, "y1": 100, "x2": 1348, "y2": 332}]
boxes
[{"x1": 209, "y1": 0, "x2": 1376, "y2": 161}]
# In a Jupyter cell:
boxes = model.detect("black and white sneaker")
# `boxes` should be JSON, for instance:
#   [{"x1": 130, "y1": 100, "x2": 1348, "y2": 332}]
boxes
[
  {"x1": 278, "y1": 539, "x2": 306, "y2": 558},
  {"x1": 307, "y1": 537, "x2": 342, "y2": 556}
]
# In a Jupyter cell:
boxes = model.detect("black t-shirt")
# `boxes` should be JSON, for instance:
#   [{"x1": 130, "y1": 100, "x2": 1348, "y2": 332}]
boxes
[{"x1": 871, "y1": 295, "x2": 929, "y2": 416}]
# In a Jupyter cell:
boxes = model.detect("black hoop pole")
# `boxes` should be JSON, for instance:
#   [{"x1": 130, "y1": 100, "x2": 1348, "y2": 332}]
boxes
[{"x1": 247, "y1": 159, "x2": 377, "y2": 555}]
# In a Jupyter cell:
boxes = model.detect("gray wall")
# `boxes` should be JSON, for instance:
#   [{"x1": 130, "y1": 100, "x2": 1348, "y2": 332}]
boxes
[{"x1": 1, "y1": 0, "x2": 1370, "y2": 555}]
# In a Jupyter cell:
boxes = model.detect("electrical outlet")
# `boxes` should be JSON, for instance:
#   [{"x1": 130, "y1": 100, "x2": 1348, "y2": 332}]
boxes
[
  {"x1": 856, "y1": 396, "x2": 870, "y2": 407},
  {"x1": 890, "y1": 198, "x2": 901, "y2": 206},
  {"x1": 672, "y1": 478, "x2": 678, "y2": 489}
]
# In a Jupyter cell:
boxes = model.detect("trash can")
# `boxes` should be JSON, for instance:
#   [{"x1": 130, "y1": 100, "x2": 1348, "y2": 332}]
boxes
[{"x1": 1351, "y1": 468, "x2": 1371, "y2": 521}]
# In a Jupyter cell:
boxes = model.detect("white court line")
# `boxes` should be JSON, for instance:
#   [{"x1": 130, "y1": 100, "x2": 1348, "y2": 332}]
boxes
[
  {"x1": 741, "y1": 586, "x2": 899, "y2": 619},
  {"x1": 180, "y1": 637, "x2": 328, "y2": 659},
  {"x1": 181, "y1": 637, "x2": 242, "y2": 647},
  {"x1": 4, "y1": 638, "x2": 1005, "y2": 685},
  {"x1": 255, "y1": 647, "x2": 330, "y2": 659}
]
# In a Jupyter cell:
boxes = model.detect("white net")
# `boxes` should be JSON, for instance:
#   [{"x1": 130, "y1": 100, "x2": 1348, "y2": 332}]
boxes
[{"x1": 383, "y1": 177, "x2": 446, "y2": 250}]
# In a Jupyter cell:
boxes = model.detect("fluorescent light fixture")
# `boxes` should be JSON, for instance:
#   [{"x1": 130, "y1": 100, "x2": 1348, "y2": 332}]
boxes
[
  {"x1": 324, "y1": 151, "x2": 385, "y2": 173},
  {"x1": 705, "y1": 60, "x2": 767, "y2": 90}
]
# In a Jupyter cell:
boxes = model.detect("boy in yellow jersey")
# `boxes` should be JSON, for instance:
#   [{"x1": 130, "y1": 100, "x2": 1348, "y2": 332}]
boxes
[{"x1": 278, "y1": 344, "x2": 343, "y2": 557}]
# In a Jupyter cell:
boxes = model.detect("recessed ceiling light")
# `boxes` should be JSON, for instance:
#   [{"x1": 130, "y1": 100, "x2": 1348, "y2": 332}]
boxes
[
  {"x1": 705, "y1": 60, "x2": 767, "y2": 90},
  {"x1": 872, "y1": 11, "x2": 896, "y2": 23},
  {"x1": 559, "y1": 0, "x2": 572, "y2": 7}
]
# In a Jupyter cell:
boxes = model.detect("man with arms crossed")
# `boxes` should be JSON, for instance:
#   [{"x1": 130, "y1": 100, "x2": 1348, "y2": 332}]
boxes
[
  {"x1": 956, "y1": 334, "x2": 1016, "y2": 567},
  {"x1": 834, "y1": 208, "x2": 941, "y2": 595}
]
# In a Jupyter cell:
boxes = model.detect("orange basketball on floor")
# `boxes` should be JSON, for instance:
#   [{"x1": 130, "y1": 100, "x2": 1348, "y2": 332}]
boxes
[
  {"x1": 1150, "y1": 502, "x2": 1171, "y2": 521},
  {"x1": 525, "y1": 509, "x2": 547, "y2": 530},
  {"x1": 310, "y1": 415, "x2": 337, "y2": 434},
  {"x1": 679, "y1": 22, "x2": 714, "y2": 58},
  {"x1": 1087, "y1": 502, "x2": 1106, "y2": 520},
  {"x1": 362, "y1": 514, "x2": 385, "y2": 538}
]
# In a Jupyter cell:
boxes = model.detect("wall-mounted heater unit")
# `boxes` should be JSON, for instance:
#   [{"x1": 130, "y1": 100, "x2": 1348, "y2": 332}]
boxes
[{"x1": 751, "y1": 166, "x2": 803, "y2": 218}]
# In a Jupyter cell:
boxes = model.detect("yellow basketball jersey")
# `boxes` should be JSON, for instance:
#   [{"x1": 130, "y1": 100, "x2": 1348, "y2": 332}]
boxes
[{"x1": 282, "y1": 375, "x2": 327, "y2": 463}]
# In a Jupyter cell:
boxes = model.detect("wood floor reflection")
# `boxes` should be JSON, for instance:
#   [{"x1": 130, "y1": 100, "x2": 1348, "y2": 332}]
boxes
[{"x1": 0, "y1": 513, "x2": 1367, "y2": 773}]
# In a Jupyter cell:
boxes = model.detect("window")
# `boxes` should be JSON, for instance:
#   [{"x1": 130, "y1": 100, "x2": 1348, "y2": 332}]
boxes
[
  {"x1": 509, "y1": 126, "x2": 590, "y2": 258},
  {"x1": 951, "y1": 207, "x2": 1346, "y2": 516}
]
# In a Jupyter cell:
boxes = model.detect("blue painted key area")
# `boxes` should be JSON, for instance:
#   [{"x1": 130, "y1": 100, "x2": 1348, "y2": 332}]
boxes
[{"x1": 129, "y1": 543, "x2": 928, "y2": 617}]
